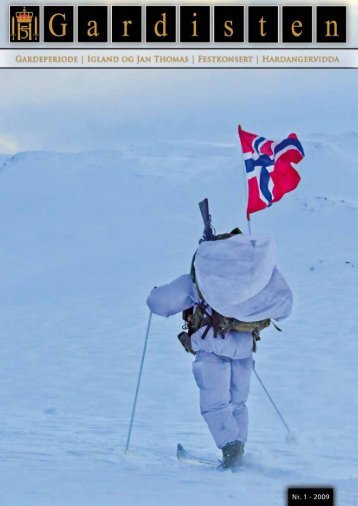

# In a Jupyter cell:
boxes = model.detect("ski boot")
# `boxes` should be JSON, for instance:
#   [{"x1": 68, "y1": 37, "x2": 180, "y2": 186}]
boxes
[{"x1": 219, "y1": 440, "x2": 244, "y2": 470}]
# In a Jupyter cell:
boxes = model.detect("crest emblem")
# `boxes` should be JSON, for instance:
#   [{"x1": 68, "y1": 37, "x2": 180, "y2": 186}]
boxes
[{"x1": 10, "y1": 6, "x2": 40, "y2": 42}]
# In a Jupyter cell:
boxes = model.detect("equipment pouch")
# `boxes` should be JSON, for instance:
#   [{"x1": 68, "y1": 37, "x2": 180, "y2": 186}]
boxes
[{"x1": 178, "y1": 331, "x2": 196, "y2": 355}]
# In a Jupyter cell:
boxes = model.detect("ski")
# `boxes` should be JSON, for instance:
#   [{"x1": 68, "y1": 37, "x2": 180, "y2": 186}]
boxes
[
  {"x1": 177, "y1": 443, "x2": 245, "y2": 472},
  {"x1": 176, "y1": 443, "x2": 219, "y2": 468}
]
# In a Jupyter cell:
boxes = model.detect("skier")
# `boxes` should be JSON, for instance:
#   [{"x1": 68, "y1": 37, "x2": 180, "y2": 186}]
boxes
[{"x1": 146, "y1": 202, "x2": 292, "y2": 469}]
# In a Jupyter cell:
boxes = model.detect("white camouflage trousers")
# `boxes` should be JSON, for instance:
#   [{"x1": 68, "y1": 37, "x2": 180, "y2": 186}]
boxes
[{"x1": 192, "y1": 351, "x2": 253, "y2": 449}]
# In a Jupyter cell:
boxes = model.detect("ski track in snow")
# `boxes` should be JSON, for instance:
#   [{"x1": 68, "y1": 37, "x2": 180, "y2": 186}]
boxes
[{"x1": 0, "y1": 136, "x2": 357, "y2": 505}]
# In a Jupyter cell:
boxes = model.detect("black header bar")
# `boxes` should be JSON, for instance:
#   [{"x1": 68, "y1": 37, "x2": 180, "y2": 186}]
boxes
[{"x1": 9, "y1": 5, "x2": 347, "y2": 44}]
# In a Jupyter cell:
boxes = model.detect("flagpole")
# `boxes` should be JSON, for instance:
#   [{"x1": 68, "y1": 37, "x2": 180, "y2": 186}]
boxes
[{"x1": 247, "y1": 215, "x2": 252, "y2": 234}]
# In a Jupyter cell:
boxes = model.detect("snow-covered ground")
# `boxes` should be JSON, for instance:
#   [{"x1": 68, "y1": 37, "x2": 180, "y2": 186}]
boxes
[{"x1": 0, "y1": 134, "x2": 357, "y2": 506}]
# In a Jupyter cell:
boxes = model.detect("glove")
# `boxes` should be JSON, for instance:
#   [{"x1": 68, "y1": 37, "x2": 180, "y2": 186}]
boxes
[{"x1": 177, "y1": 332, "x2": 196, "y2": 355}]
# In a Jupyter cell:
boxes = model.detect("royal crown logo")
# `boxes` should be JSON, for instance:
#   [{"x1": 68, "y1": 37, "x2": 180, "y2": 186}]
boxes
[
  {"x1": 10, "y1": 6, "x2": 40, "y2": 42},
  {"x1": 16, "y1": 8, "x2": 33, "y2": 24}
]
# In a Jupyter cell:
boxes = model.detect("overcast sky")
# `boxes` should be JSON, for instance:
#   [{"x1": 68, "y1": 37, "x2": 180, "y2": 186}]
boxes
[{"x1": 0, "y1": 68, "x2": 356, "y2": 154}]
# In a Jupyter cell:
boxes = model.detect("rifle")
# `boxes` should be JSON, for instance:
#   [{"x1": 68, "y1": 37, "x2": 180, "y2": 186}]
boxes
[{"x1": 198, "y1": 198, "x2": 215, "y2": 241}]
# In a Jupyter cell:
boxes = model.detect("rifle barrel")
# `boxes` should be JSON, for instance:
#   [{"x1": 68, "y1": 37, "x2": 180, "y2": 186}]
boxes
[{"x1": 198, "y1": 198, "x2": 214, "y2": 240}]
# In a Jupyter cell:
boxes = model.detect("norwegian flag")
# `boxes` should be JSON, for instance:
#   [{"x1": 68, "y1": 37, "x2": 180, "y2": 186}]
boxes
[{"x1": 238, "y1": 125, "x2": 305, "y2": 217}]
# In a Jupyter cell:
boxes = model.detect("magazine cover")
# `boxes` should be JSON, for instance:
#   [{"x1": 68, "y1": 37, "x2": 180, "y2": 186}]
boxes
[{"x1": 0, "y1": 2, "x2": 356, "y2": 505}]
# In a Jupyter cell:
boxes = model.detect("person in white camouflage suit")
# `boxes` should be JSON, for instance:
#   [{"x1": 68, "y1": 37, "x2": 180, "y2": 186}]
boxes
[{"x1": 147, "y1": 229, "x2": 292, "y2": 469}]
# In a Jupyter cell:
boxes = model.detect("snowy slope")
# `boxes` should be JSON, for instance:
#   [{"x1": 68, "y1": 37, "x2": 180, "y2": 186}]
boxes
[{"x1": 0, "y1": 135, "x2": 357, "y2": 506}]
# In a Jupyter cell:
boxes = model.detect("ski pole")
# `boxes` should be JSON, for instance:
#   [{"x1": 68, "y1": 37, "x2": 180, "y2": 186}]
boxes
[
  {"x1": 125, "y1": 311, "x2": 153, "y2": 453},
  {"x1": 253, "y1": 362, "x2": 297, "y2": 444}
]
